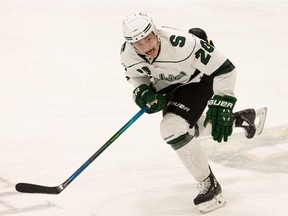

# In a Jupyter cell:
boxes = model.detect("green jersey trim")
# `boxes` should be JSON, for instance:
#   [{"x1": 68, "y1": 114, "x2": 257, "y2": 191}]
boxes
[{"x1": 211, "y1": 59, "x2": 235, "y2": 77}]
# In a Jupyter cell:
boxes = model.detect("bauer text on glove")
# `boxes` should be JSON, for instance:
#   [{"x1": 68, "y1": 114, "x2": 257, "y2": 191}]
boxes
[{"x1": 204, "y1": 95, "x2": 237, "y2": 142}]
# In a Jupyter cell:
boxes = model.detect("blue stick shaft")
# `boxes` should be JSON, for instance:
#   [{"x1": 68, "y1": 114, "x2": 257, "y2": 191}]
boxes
[{"x1": 61, "y1": 106, "x2": 148, "y2": 189}]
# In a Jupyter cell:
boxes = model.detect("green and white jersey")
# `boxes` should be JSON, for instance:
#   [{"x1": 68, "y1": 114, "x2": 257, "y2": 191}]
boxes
[{"x1": 121, "y1": 27, "x2": 236, "y2": 97}]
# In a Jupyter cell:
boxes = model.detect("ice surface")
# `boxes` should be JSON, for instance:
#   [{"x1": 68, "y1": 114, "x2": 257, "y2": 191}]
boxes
[{"x1": 0, "y1": 0, "x2": 288, "y2": 215}]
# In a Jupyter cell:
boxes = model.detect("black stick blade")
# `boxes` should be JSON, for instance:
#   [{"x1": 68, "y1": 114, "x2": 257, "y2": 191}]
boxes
[{"x1": 15, "y1": 183, "x2": 62, "y2": 195}]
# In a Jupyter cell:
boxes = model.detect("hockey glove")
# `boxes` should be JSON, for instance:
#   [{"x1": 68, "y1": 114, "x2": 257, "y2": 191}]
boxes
[
  {"x1": 133, "y1": 84, "x2": 165, "y2": 114},
  {"x1": 204, "y1": 95, "x2": 237, "y2": 142}
]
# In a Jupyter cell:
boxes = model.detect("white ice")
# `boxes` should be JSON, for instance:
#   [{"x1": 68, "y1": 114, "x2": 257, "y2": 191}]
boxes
[{"x1": 0, "y1": 0, "x2": 288, "y2": 215}]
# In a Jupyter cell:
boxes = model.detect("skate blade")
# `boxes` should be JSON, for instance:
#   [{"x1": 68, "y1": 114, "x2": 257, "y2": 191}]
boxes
[
  {"x1": 255, "y1": 107, "x2": 267, "y2": 136},
  {"x1": 197, "y1": 193, "x2": 227, "y2": 214}
]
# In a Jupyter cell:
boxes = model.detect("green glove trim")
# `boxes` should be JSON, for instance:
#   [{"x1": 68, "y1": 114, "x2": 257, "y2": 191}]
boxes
[
  {"x1": 204, "y1": 95, "x2": 237, "y2": 142},
  {"x1": 133, "y1": 84, "x2": 165, "y2": 114},
  {"x1": 133, "y1": 84, "x2": 155, "y2": 108},
  {"x1": 146, "y1": 93, "x2": 166, "y2": 114}
]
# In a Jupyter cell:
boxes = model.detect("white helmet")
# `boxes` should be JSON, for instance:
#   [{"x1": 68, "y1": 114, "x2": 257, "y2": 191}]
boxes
[{"x1": 122, "y1": 12, "x2": 159, "y2": 43}]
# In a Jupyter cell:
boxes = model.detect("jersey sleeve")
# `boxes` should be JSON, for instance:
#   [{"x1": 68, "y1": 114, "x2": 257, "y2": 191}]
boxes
[
  {"x1": 125, "y1": 68, "x2": 151, "y2": 88},
  {"x1": 121, "y1": 42, "x2": 151, "y2": 89},
  {"x1": 191, "y1": 36, "x2": 237, "y2": 97}
]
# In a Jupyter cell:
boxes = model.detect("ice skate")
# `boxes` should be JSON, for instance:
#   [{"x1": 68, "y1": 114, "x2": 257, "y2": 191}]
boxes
[
  {"x1": 234, "y1": 107, "x2": 267, "y2": 139},
  {"x1": 234, "y1": 108, "x2": 256, "y2": 138},
  {"x1": 194, "y1": 170, "x2": 226, "y2": 214}
]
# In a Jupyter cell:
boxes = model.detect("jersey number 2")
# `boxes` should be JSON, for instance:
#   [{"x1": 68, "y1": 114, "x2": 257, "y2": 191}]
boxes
[{"x1": 195, "y1": 41, "x2": 214, "y2": 65}]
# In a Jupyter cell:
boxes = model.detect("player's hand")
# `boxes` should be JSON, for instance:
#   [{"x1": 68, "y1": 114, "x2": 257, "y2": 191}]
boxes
[
  {"x1": 133, "y1": 84, "x2": 165, "y2": 114},
  {"x1": 204, "y1": 95, "x2": 237, "y2": 142}
]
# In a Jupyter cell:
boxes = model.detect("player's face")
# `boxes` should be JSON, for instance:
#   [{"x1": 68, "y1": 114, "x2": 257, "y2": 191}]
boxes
[{"x1": 132, "y1": 32, "x2": 160, "y2": 59}]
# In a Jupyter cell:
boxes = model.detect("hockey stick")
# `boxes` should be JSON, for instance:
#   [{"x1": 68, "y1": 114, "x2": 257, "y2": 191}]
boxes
[{"x1": 15, "y1": 106, "x2": 149, "y2": 195}]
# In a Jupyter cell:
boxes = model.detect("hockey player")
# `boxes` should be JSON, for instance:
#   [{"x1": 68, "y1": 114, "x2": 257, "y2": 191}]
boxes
[{"x1": 120, "y1": 12, "x2": 264, "y2": 213}]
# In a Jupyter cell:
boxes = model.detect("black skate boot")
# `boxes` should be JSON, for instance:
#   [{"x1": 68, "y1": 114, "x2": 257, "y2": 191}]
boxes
[
  {"x1": 194, "y1": 170, "x2": 226, "y2": 213},
  {"x1": 234, "y1": 108, "x2": 256, "y2": 139}
]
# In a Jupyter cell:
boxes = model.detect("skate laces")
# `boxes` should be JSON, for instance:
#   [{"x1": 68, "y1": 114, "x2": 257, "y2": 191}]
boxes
[{"x1": 198, "y1": 177, "x2": 211, "y2": 195}]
